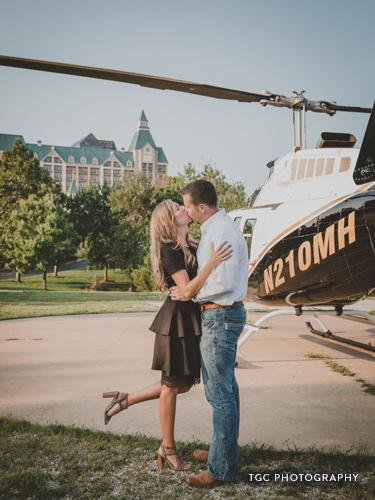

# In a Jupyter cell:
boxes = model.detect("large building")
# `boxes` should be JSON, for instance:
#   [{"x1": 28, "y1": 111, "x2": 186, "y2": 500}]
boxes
[{"x1": 0, "y1": 110, "x2": 168, "y2": 195}]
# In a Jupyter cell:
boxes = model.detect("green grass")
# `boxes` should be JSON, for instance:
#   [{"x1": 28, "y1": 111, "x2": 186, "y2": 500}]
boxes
[
  {"x1": 0, "y1": 268, "x2": 165, "y2": 320},
  {"x1": 0, "y1": 417, "x2": 373, "y2": 499},
  {"x1": 305, "y1": 353, "x2": 375, "y2": 397}
]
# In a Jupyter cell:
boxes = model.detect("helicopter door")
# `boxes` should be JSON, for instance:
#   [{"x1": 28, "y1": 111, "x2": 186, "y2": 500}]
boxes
[{"x1": 243, "y1": 218, "x2": 257, "y2": 257}]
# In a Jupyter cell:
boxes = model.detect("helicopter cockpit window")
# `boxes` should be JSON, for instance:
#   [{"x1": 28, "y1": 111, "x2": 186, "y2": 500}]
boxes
[
  {"x1": 291, "y1": 159, "x2": 298, "y2": 180},
  {"x1": 315, "y1": 158, "x2": 325, "y2": 176},
  {"x1": 234, "y1": 216, "x2": 242, "y2": 225},
  {"x1": 243, "y1": 218, "x2": 257, "y2": 257},
  {"x1": 306, "y1": 159, "x2": 316, "y2": 178},
  {"x1": 339, "y1": 157, "x2": 351, "y2": 172},
  {"x1": 297, "y1": 159, "x2": 307, "y2": 179},
  {"x1": 325, "y1": 158, "x2": 334, "y2": 175}
]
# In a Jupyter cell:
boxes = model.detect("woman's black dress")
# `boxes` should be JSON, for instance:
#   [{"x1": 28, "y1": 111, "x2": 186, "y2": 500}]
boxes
[{"x1": 149, "y1": 242, "x2": 201, "y2": 387}]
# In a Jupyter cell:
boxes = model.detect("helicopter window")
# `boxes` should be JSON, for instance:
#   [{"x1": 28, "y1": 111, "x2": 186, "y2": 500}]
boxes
[
  {"x1": 306, "y1": 159, "x2": 315, "y2": 178},
  {"x1": 325, "y1": 158, "x2": 334, "y2": 175},
  {"x1": 243, "y1": 218, "x2": 256, "y2": 256},
  {"x1": 315, "y1": 158, "x2": 325, "y2": 176},
  {"x1": 291, "y1": 159, "x2": 298, "y2": 180},
  {"x1": 234, "y1": 216, "x2": 242, "y2": 225},
  {"x1": 339, "y1": 157, "x2": 351, "y2": 172},
  {"x1": 297, "y1": 159, "x2": 307, "y2": 179}
]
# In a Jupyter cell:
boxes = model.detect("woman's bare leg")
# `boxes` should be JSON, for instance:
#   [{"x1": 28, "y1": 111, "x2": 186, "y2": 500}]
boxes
[
  {"x1": 106, "y1": 381, "x2": 190, "y2": 417},
  {"x1": 158, "y1": 385, "x2": 191, "y2": 469}
]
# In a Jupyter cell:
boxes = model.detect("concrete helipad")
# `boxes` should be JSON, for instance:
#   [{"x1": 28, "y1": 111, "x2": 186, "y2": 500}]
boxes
[{"x1": 1, "y1": 302, "x2": 374, "y2": 452}]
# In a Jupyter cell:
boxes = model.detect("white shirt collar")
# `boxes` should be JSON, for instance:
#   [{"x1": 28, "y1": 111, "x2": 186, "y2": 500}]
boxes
[{"x1": 200, "y1": 208, "x2": 226, "y2": 235}]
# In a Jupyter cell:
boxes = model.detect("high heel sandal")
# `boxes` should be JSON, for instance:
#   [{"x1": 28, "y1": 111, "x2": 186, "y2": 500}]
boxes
[
  {"x1": 156, "y1": 443, "x2": 190, "y2": 471},
  {"x1": 102, "y1": 391, "x2": 128, "y2": 425}
]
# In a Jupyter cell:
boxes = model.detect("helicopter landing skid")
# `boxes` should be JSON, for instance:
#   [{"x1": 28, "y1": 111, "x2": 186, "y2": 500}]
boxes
[{"x1": 237, "y1": 307, "x2": 375, "y2": 358}]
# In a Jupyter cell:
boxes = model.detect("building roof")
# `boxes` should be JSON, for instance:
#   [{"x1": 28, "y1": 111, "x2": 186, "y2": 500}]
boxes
[
  {"x1": 0, "y1": 133, "x2": 25, "y2": 150},
  {"x1": 25, "y1": 143, "x2": 133, "y2": 166},
  {"x1": 157, "y1": 147, "x2": 168, "y2": 163},
  {"x1": 67, "y1": 176, "x2": 78, "y2": 196},
  {"x1": 139, "y1": 109, "x2": 148, "y2": 122},
  {"x1": 72, "y1": 133, "x2": 117, "y2": 150},
  {"x1": 128, "y1": 129, "x2": 157, "y2": 151}
]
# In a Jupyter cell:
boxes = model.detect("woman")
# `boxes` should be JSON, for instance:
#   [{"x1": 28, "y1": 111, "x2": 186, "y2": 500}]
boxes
[{"x1": 102, "y1": 199, "x2": 232, "y2": 471}]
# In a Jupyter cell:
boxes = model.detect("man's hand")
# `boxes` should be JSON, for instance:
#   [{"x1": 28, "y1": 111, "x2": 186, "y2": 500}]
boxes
[{"x1": 170, "y1": 286, "x2": 189, "y2": 301}]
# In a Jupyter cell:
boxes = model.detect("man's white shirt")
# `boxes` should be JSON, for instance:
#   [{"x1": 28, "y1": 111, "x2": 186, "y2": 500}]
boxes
[{"x1": 192, "y1": 208, "x2": 249, "y2": 305}]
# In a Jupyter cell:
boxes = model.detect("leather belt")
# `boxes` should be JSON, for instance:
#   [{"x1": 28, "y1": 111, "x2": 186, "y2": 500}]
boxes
[{"x1": 200, "y1": 301, "x2": 243, "y2": 312}]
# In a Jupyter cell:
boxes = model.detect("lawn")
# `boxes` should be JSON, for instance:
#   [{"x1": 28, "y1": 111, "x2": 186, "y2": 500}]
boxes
[
  {"x1": 0, "y1": 416, "x2": 373, "y2": 499},
  {"x1": 0, "y1": 268, "x2": 165, "y2": 320}
]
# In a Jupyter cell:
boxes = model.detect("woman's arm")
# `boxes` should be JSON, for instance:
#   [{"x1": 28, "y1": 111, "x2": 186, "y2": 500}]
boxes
[{"x1": 170, "y1": 242, "x2": 232, "y2": 301}]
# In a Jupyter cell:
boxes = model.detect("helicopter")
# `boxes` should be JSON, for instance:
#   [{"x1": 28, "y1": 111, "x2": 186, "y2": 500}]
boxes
[{"x1": 1, "y1": 54, "x2": 374, "y2": 352}]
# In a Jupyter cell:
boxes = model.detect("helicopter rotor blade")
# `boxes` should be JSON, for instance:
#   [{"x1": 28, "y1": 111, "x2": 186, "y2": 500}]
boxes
[
  {"x1": 0, "y1": 54, "x2": 266, "y2": 104},
  {"x1": 0, "y1": 54, "x2": 372, "y2": 115}
]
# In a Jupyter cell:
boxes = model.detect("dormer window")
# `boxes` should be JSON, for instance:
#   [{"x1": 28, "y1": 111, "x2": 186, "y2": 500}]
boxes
[
  {"x1": 92, "y1": 157, "x2": 98, "y2": 165},
  {"x1": 80, "y1": 156, "x2": 87, "y2": 164},
  {"x1": 126, "y1": 160, "x2": 133, "y2": 168},
  {"x1": 68, "y1": 155, "x2": 75, "y2": 163}
]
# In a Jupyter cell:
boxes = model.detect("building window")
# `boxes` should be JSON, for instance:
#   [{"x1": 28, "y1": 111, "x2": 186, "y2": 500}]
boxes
[
  {"x1": 92, "y1": 157, "x2": 98, "y2": 165},
  {"x1": 68, "y1": 155, "x2": 75, "y2": 163},
  {"x1": 126, "y1": 160, "x2": 132, "y2": 168},
  {"x1": 113, "y1": 169, "x2": 121, "y2": 178},
  {"x1": 104, "y1": 160, "x2": 111, "y2": 167},
  {"x1": 113, "y1": 161, "x2": 120, "y2": 168},
  {"x1": 54, "y1": 157, "x2": 62, "y2": 164},
  {"x1": 80, "y1": 156, "x2": 87, "y2": 164},
  {"x1": 44, "y1": 156, "x2": 53, "y2": 163},
  {"x1": 66, "y1": 166, "x2": 75, "y2": 181}
]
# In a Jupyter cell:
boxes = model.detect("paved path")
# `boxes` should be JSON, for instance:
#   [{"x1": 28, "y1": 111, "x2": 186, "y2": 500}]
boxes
[{"x1": 1, "y1": 304, "x2": 374, "y2": 452}]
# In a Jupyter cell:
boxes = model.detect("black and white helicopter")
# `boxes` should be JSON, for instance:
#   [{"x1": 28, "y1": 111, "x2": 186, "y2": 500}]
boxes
[{"x1": 1, "y1": 54, "x2": 374, "y2": 352}]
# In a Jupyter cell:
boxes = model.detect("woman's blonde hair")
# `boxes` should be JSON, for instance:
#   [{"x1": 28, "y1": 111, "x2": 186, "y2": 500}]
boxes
[{"x1": 150, "y1": 199, "x2": 197, "y2": 291}]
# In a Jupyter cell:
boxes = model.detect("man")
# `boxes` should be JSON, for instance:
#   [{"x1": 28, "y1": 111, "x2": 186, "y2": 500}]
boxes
[{"x1": 170, "y1": 179, "x2": 248, "y2": 488}]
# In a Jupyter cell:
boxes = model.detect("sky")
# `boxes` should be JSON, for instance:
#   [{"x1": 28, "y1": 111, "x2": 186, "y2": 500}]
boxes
[{"x1": 0, "y1": 0, "x2": 374, "y2": 196}]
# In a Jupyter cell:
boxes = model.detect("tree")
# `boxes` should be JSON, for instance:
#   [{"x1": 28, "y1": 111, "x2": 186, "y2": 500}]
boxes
[
  {"x1": 176, "y1": 163, "x2": 252, "y2": 239},
  {"x1": 109, "y1": 173, "x2": 155, "y2": 260},
  {"x1": 0, "y1": 139, "x2": 61, "y2": 277},
  {"x1": 66, "y1": 185, "x2": 119, "y2": 282},
  {"x1": 4, "y1": 193, "x2": 79, "y2": 290},
  {"x1": 130, "y1": 253, "x2": 156, "y2": 291}
]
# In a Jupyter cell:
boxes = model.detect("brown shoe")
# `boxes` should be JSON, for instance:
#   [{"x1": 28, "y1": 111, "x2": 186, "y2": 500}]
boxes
[
  {"x1": 186, "y1": 470, "x2": 222, "y2": 488},
  {"x1": 192, "y1": 449, "x2": 209, "y2": 463}
]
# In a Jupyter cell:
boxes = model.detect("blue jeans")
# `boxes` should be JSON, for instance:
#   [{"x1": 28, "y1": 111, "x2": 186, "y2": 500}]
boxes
[{"x1": 200, "y1": 303, "x2": 246, "y2": 481}]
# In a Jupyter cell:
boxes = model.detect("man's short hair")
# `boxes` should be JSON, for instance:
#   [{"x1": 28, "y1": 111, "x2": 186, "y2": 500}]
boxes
[{"x1": 181, "y1": 179, "x2": 217, "y2": 207}]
